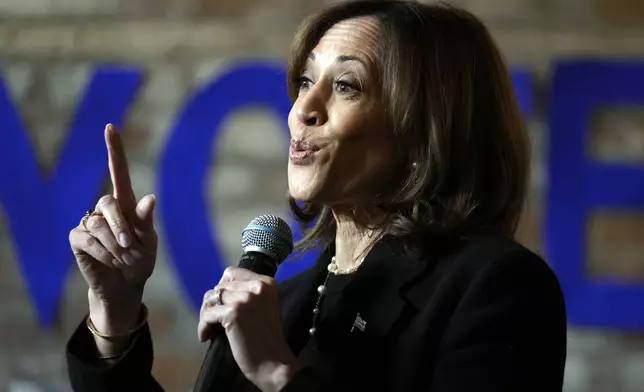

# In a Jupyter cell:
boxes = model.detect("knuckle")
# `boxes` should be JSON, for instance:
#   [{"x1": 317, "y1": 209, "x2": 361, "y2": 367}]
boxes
[
  {"x1": 82, "y1": 234, "x2": 97, "y2": 249},
  {"x1": 87, "y1": 216, "x2": 105, "y2": 231},
  {"x1": 241, "y1": 292, "x2": 253, "y2": 304},
  {"x1": 257, "y1": 278, "x2": 276, "y2": 294},
  {"x1": 97, "y1": 194, "x2": 115, "y2": 208},
  {"x1": 203, "y1": 298, "x2": 215, "y2": 309},
  {"x1": 250, "y1": 280, "x2": 264, "y2": 295},
  {"x1": 235, "y1": 292, "x2": 249, "y2": 304},
  {"x1": 69, "y1": 228, "x2": 79, "y2": 242},
  {"x1": 222, "y1": 267, "x2": 235, "y2": 279}
]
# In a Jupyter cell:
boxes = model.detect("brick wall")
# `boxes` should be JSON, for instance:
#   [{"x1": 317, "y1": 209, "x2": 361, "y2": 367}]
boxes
[{"x1": 0, "y1": 0, "x2": 643, "y2": 390}]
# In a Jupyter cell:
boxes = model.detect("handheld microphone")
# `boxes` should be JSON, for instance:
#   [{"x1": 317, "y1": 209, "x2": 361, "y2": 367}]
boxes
[{"x1": 193, "y1": 214, "x2": 294, "y2": 392}]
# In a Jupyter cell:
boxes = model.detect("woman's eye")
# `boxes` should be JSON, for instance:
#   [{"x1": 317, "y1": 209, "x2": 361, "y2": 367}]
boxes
[
  {"x1": 299, "y1": 77, "x2": 313, "y2": 91},
  {"x1": 335, "y1": 81, "x2": 358, "y2": 95}
]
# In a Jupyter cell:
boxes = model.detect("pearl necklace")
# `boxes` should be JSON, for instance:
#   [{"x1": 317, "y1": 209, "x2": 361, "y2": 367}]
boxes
[{"x1": 308, "y1": 255, "x2": 364, "y2": 336}]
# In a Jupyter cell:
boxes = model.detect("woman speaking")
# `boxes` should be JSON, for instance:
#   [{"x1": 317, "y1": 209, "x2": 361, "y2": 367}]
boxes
[{"x1": 66, "y1": 1, "x2": 567, "y2": 391}]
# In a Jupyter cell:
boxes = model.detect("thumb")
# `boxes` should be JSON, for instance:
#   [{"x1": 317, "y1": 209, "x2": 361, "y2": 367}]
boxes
[
  {"x1": 132, "y1": 194, "x2": 156, "y2": 248},
  {"x1": 134, "y1": 194, "x2": 156, "y2": 227}
]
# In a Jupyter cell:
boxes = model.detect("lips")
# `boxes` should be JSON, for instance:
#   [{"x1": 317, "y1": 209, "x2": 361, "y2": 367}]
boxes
[
  {"x1": 290, "y1": 139, "x2": 321, "y2": 152},
  {"x1": 289, "y1": 139, "x2": 321, "y2": 164}
]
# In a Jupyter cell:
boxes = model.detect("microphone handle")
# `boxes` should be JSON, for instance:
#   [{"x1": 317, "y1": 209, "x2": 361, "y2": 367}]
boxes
[
  {"x1": 192, "y1": 334, "x2": 236, "y2": 392},
  {"x1": 193, "y1": 252, "x2": 279, "y2": 392}
]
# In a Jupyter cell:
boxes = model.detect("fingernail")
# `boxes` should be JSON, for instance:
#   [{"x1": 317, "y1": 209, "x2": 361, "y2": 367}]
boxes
[
  {"x1": 122, "y1": 252, "x2": 134, "y2": 266},
  {"x1": 120, "y1": 232, "x2": 131, "y2": 247}
]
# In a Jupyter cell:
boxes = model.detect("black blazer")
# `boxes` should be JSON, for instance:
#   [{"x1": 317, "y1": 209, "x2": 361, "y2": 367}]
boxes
[{"x1": 66, "y1": 234, "x2": 567, "y2": 391}]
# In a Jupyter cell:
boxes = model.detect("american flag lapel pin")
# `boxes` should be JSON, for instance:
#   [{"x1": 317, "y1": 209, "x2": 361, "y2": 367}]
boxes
[{"x1": 351, "y1": 313, "x2": 367, "y2": 332}]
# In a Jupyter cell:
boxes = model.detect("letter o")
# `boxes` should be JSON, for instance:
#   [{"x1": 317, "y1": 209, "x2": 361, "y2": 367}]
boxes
[{"x1": 159, "y1": 61, "x2": 319, "y2": 312}]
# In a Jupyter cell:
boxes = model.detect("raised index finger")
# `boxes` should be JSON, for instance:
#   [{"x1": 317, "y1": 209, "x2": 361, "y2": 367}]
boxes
[{"x1": 105, "y1": 124, "x2": 137, "y2": 214}]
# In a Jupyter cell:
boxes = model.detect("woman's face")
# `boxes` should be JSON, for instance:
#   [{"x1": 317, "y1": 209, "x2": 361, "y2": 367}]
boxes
[{"x1": 287, "y1": 17, "x2": 394, "y2": 206}]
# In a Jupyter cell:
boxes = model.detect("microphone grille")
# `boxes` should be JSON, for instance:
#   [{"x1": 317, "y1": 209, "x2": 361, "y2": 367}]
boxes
[{"x1": 241, "y1": 214, "x2": 294, "y2": 263}]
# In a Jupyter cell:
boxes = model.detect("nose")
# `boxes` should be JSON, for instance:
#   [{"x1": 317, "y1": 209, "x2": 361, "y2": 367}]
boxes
[{"x1": 296, "y1": 103, "x2": 327, "y2": 127}]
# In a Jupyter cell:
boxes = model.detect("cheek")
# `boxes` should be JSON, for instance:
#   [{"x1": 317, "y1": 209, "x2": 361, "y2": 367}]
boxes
[
  {"x1": 333, "y1": 112, "x2": 394, "y2": 176},
  {"x1": 329, "y1": 112, "x2": 386, "y2": 156},
  {"x1": 328, "y1": 109, "x2": 365, "y2": 139},
  {"x1": 287, "y1": 107, "x2": 298, "y2": 135},
  {"x1": 329, "y1": 101, "x2": 387, "y2": 138}
]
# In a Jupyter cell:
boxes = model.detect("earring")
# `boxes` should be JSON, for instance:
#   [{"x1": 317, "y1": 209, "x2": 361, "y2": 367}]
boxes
[
  {"x1": 411, "y1": 162, "x2": 418, "y2": 168},
  {"x1": 412, "y1": 201, "x2": 420, "y2": 220}
]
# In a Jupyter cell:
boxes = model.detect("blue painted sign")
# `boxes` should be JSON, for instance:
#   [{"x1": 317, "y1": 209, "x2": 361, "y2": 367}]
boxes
[
  {"x1": 0, "y1": 59, "x2": 642, "y2": 329},
  {"x1": 547, "y1": 60, "x2": 644, "y2": 330},
  {"x1": 0, "y1": 67, "x2": 142, "y2": 326},
  {"x1": 159, "y1": 62, "x2": 319, "y2": 313}
]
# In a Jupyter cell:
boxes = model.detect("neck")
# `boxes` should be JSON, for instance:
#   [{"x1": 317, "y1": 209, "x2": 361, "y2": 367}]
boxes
[{"x1": 332, "y1": 207, "x2": 385, "y2": 271}]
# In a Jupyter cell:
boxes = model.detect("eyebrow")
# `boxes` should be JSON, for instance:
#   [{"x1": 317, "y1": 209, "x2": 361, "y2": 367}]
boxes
[{"x1": 308, "y1": 52, "x2": 367, "y2": 68}]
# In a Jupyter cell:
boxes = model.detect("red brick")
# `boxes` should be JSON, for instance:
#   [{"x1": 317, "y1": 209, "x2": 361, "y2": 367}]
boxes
[
  {"x1": 587, "y1": 212, "x2": 644, "y2": 280},
  {"x1": 596, "y1": 0, "x2": 644, "y2": 24}
]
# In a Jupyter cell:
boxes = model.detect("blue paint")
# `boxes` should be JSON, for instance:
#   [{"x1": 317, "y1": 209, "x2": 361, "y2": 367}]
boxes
[
  {"x1": 511, "y1": 66, "x2": 534, "y2": 118},
  {"x1": 158, "y1": 61, "x2": 320, "y2": 313},
  {"x1": 0, "y1": 67, "x2": 143, "y2": 326},
  {"x1": 547, "y1": 59, "x2": 644, "y2": 329}
]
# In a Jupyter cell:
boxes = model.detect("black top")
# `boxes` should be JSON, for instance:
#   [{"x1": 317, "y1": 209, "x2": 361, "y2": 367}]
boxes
[
  {"x1": 66, "y1": 234, "x2": 567, "y2": 392},
  {"x1": 290, "y1": 270, "x2": 354, "y2": 357}
]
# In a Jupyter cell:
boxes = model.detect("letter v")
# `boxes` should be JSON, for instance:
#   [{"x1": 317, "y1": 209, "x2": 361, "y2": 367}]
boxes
[{"x1": 0, "y1": 66, "x2": 143, "y2": 328}]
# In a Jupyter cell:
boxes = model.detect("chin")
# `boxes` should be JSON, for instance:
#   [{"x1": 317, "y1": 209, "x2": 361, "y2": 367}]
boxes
[
  {"x1": 288, "y1": 183, "x2": 317, "y2": 203},
  {"x1": 287, "y1": 164, "x2": 323, "y2": 203}
]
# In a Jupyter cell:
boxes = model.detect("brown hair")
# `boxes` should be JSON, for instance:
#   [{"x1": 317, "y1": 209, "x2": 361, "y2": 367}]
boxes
[{"x1": 286, "y1": 0, "x2": 529, "y2": 254}]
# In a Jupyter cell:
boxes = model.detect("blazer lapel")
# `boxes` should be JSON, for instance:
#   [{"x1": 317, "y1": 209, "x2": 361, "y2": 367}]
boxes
[
  {"x1": 289, "y1": 236, "x2": 431, "y2": 389},
  {"x1": 279, "y1": 234, "x2": 447, "y2": 346},
  {"x1": 279, "y1": 234, "x2": 457, "y2": 389},
  {"x1": 285, "y1": 235, "x2": 433, "y2": 344},
  {"x1": 339, "y1": 235, "x2": 429, "y2": 339}
]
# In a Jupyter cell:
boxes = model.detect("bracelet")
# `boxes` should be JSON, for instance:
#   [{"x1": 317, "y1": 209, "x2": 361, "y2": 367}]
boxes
[
  {"x1": 95, "y1": 352, "x2": 126, "y2": 360},
  {"x1": 86, "y1": 303, "x2": 149, "y2": 340}
]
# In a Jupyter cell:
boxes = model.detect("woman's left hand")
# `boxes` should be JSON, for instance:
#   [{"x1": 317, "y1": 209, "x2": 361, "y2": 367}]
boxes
[{"x1": 199, "y1": 267, "x2": 301, "y2": 392}]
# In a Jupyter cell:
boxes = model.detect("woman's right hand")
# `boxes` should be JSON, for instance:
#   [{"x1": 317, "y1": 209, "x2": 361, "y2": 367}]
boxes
[{"x1": 69, "y1": 124, "x2": 158, "y2": 349}]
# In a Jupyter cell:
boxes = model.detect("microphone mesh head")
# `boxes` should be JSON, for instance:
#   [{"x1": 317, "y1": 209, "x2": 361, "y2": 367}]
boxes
[{"x1": 241, "y1": 214, "x2": 294, "y2": 263}]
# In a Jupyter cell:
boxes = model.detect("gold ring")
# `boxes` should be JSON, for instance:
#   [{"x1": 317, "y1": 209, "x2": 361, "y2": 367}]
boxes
[{"x1": 81, "y1": 209, "x2": 103, "y2": 231}]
